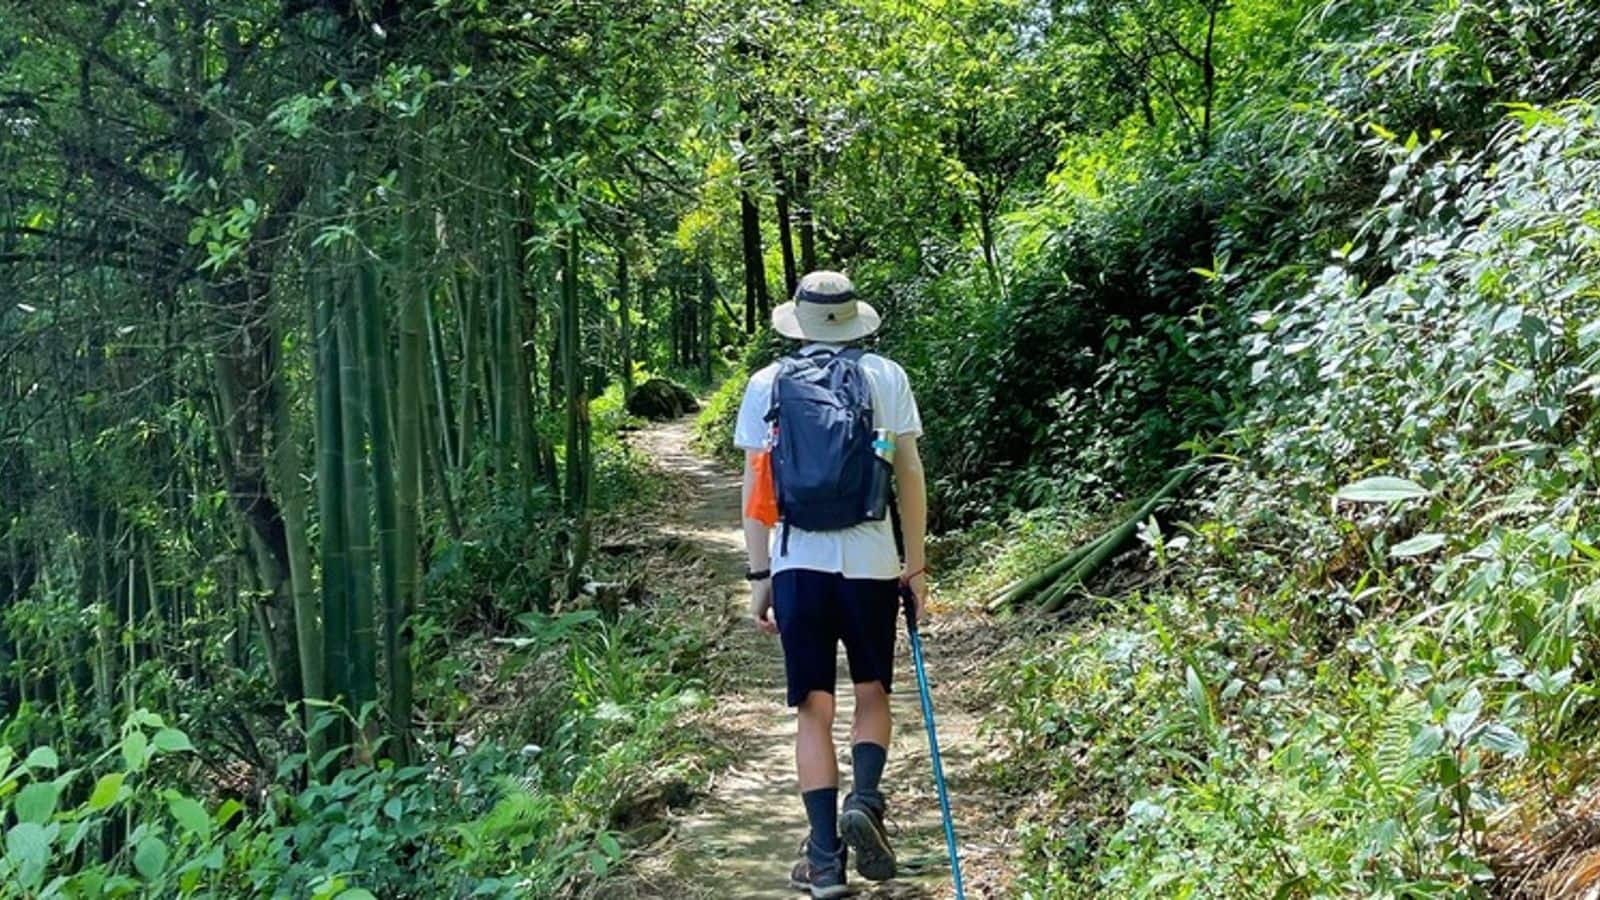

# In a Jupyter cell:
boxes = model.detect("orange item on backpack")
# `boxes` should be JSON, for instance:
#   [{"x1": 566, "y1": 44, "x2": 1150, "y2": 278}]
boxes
[{"x1": 745, "y1": 449, "x2": 780, "y2": 526}]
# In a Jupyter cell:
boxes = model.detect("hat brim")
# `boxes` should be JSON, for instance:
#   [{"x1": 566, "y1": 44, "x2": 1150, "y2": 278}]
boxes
[{"x1": 771, "y1": 300, "x2": 881, "y2": 342}]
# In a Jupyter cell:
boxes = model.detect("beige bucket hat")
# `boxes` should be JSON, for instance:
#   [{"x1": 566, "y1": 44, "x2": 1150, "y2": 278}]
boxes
[{"x1": 771, "y1": 270, "x2": 881, "y2": 342}]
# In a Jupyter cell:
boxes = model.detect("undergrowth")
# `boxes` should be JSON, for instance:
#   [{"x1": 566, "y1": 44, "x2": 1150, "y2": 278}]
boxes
[{"x1": 980, "y1": 98, "x2": 1600, "y2": 899}]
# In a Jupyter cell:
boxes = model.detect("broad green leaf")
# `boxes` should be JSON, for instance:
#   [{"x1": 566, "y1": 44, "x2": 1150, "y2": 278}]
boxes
[
  {"x1": 1477, "y1": 724, "x2": 1528, "y2": 757},
  {"x1": 1446, "y1": 695, "x2": 1481, "y2": 737},
  {"x1": 214, "y1": 798, "x2": 245, "y2": 828},
  {"x1": 152, "y1": 729, "x2": 194, "y2": 754},
  {"x1": 1390, "y1": 533, "x2": 1447, "y2": 558},
  {"x1": 88, "y1": 772, "x2": 126, "y2": 810},
  {"x1": 23, "y1": 747, "x2": 59, "y2": 771},
  {"x1": 167, "y1": 795, "x2": 211, "y2": 838},
  {"x1": 14, "y1": 782, "x2": 59, "y2": 824},
  {"x1": 121, "y1": 731, "x2": 149, "y2": 772},
  {"x1": 1409, "y1": 724, "x2": 1445, "y2": 758},
  {"x1": 1335, "y1": 476, "x2": 1429, "y2": 503},
  {"x1": 133, "y1": 834, "x2": 169, "y2": 880},
  {"x1": 334, "y1": 890, "x2": 378, "y2": 900},
  {"x1": 6, "y1": 822, "x2": 52, "y2": 885}
]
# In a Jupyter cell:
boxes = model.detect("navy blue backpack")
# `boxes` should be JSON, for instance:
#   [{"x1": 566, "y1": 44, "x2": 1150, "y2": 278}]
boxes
[{"x1": 765, "y1": 348, "x2": 891, "y2": 553}]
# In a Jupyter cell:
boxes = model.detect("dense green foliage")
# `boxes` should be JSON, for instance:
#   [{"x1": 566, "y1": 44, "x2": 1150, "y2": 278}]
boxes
[{"x1": 5, "y1": 0, "x2": 1600, "y2": 895}]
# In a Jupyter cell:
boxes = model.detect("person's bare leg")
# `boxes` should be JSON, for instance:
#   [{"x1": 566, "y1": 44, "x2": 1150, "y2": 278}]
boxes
[
  {"x1": 850, "y1": 681, "x2": 891, "y2": 748},
  {"x1": 797, "y1": 689, "x2": 839, "y2": 790},
  {"x1": 796, "y1": 688, "x2": 844, "y2": 887},
  {"x1": 842, "y1": 680, "x2": 897, "y2": 880}
]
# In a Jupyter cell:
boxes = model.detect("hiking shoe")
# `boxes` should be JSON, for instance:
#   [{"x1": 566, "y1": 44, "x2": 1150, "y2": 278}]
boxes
[
  {"x1": 839, "y1": 793, "x2": 896, "y2": 882},
  {"x1": 788, "y1": 840, "x2": 849, "y2": 898}
]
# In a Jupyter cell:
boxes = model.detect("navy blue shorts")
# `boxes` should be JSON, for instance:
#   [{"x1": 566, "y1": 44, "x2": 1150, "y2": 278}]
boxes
[{"x1": 773, "y1": 569, "x2": 899, "y2": 708}]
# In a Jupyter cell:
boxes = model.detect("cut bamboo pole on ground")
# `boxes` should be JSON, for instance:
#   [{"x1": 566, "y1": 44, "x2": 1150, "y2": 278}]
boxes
[{"x1": 990, "y1": 465, "x2": 1196, "y2": 614}]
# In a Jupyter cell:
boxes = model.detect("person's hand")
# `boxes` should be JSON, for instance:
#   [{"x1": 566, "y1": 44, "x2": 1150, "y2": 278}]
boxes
[
  {"x1": 902, "y1": 567, "x2": 928, "y2": 624},
  {"x1": 750, "y1": 578, "x2": 778, "y2": 634}
]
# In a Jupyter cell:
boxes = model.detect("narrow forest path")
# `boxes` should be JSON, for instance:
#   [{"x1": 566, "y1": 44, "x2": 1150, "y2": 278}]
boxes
[{"x1": 608, "y1": 416, "x2": 1014, "y2": 899}]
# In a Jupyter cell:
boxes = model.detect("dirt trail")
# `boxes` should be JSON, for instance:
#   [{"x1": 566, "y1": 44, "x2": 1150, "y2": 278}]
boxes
[{"x1": 609, "y1": 417, "x2": 1012, "y2": 900}]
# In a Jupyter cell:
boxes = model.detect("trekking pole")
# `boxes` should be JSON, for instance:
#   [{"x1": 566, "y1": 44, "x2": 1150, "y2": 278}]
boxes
[{"x1": 900, "y1": 583, "x2": 967, "y2": 900}]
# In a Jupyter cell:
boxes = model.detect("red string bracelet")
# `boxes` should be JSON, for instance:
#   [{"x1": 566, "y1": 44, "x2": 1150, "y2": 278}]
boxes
[{"x1": 900, "y1": 565, "x2": 927, "y2": 584}]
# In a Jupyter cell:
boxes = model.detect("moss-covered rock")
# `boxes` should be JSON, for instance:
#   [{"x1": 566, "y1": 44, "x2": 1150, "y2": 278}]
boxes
[{"x1": 626, "y1": 378, "x2": 700, "y2": 420}]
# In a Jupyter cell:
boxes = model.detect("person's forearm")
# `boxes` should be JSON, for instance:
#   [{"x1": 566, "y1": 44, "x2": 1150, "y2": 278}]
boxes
[
  {"x1": 742, "y1": 453, "x2": 772, "y2": 571},
  {"x1": 894, "y1": 438, "x2": 927, "y2": 571}
]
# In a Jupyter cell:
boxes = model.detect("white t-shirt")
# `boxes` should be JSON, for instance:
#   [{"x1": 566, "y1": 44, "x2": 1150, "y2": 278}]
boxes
[{"x1": 734, "y1": 344, "x2": 923, "y2": 579}]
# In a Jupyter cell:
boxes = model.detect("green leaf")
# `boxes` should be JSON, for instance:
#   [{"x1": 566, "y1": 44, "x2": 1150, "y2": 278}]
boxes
[
  {"x1": 334, "y1": 890, "x2": 378, "y2": 900},
  {"x1": 14, "y1": 782, "x2": 60, "y2": 824},
  {"x1": 23, "y1": 747, "x2": 59, "y2": 771},
  {"x1": 6, "y1": 822, "x2": 52, "y2": 882},
  {"x1": 167, "y1": 795, "x2": 211, "y2": 838},
  {"x1": 1390, "y1": 533, "x2": 1447, "y2": 558},
  {"x1": 1335, "y1": 476, "x2": 1429, "y2": 504},
  {"x1": 88, "y1": 772, "x2": 125, "y2": 810},
  {"x1": 1184, "y1": 665, "x2": 1214, "y2": 734},
  {"x1": 596, "y1": 831, "x2": 622, "y2": 858},
  {"x1": 213, "y1": 798, "x2": 244, "y2": 828},
  {"x1": 133, "y1": 834, "x2": 169, "y2": 880},
  {"x1": 1446, "y1": 687, "x2": 1482, "y2": 738},
  {"x1": 151, "y1": 729, "x2": 194, "y2": 754},
  {"x1": 1409, "y1": 724, "x2": 1445, "y2": 758},
  {"x1": 121, "y1": 731, "x2": 149, "y2": 772},
  {"x1": 1477, "y1": 724, "x2": 1528, "y2": 757}
]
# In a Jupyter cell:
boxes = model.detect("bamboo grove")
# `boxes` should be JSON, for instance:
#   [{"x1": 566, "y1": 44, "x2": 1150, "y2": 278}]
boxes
[{"x1": 0, "y1": 2, "x2": 813, "y2": 781}]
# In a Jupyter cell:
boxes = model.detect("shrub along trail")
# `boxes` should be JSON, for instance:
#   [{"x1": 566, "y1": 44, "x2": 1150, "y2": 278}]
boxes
[{"x1": 607, "y1": 415, "x2": 1016, "y2": 899}]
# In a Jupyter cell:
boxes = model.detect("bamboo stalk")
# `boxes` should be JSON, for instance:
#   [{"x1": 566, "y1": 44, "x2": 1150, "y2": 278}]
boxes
[
  {"x1": 337, "y1": 277, "x2": 379, "y2": 731},
  {"x1": 358, "y1": 259, "x2": 401, "y2": 755},
  {"x1": 455, "y1": 271, "x2": 479, "y2": 472},
  {"x1": 986, "y1": 530, "x2": 1112, "y2": 612},
  {"x1": 272, "y1": 314, "x2": 326, "y2": 767},
  {"x1": 424, "y1": 287, "x2": 457, "y2": 470},
  {"x1": 312, "y1": 267, "x2": 351, "y2": 757},
  {"x1": 391, "y1": 155, "x2": 426, "y2": 765},
  {"x1": 1037, "y1": 466, "x2": 1196, "y2": 615}
]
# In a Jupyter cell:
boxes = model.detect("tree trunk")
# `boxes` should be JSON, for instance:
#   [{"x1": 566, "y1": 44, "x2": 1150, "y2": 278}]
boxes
[
  {"x1": 794, "y1": 156, "x2": 818, "y2": 272},
  {"x1": 739, "y1": 188, "x2": 768, "y2": 333},
  {"x1": 772, "y1": 152, "x2": 799, "y2": 297},
  {"x1": 617, "y1": 248, "x2": 633, "y2": 394},
  {"x1": 561, "y1": 226, "x2": 591, "y2": 598},
  {"x1": 700, "y1": 261, "x2": 715, "y2": 382}
]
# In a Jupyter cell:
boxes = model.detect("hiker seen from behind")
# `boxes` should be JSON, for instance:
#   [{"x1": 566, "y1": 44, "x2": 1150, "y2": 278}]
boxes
[{"x1": 735, "y1": 270, "x2": 929, "y2": 899}]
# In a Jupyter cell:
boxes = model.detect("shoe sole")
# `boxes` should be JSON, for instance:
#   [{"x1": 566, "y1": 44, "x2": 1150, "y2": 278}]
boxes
[
  {"x1": 789, "y1": 876, "x2": 850, "y2": 898},
  {"x1": 839, "y1": 808, "x2": 897, "y2": 882}
]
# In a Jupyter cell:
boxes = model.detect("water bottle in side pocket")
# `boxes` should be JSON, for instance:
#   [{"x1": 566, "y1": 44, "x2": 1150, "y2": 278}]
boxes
[{"x1": 863, "y1": 428, "x2": 896, "y2": 521}]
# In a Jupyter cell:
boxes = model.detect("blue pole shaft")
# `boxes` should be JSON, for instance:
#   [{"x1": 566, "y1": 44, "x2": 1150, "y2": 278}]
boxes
[{"x1": 903, "y1": 589, "x2": 966, "y2": 899}]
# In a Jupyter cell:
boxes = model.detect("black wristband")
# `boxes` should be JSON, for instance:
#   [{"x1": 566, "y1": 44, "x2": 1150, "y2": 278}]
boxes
[{"x1": 744, "y1": 568, "x2": 771, "y2": 582}]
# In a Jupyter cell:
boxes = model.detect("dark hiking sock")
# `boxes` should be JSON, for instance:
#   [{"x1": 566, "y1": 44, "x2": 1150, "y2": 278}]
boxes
[
  {"x1": 802, "y1": 787, "x2": 841, "y2": 865},
  {"x1": 851, "y1": 742, "x2": 888, "y2": 809}
]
